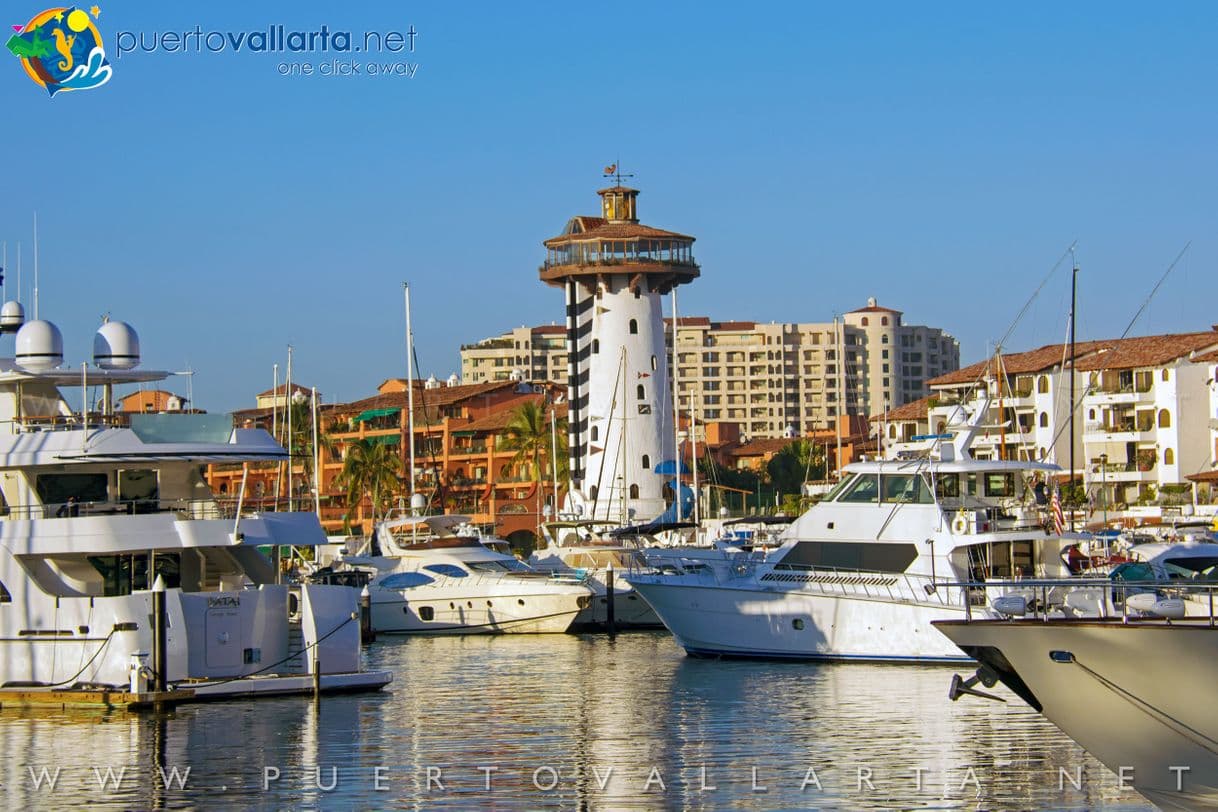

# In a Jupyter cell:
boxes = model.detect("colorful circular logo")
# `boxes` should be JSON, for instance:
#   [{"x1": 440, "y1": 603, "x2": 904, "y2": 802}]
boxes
[{"x1": 6, "y1": 6, "x2": 111, "y2": 96}]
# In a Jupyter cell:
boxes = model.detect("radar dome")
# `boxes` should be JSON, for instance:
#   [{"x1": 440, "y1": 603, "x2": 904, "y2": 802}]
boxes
[
  {"x1": 15, "y1": 320, "x2": 64, "y2": 371},
  {"x1": 93, "y1": 320, "x2": 141, "y2": 370},
  {"x1": 0, "y1": 301, "x2": 25, "y2": 332}
]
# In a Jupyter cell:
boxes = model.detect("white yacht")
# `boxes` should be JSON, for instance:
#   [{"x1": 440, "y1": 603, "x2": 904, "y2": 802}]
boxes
[
  {"x1": 530, "y1": 519, "x2": 664, "y2": 630},
  {"x1": 0, "y1": 314, "x2": 388, "y2": 696},
  {"x1": 343, "y1": 515, "x2": 594, "y2": 634},
  {"x1": 630, "y1": 407, "x2": 1074, "y2": 662},
  {"x1": 935, "y1": 580, "x2": 1218, "y2": 810}
]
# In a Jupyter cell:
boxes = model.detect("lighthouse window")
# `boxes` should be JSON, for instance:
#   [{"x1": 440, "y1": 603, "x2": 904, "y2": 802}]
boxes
[
  {"x1": 642, "y1": 454, "x2": 650, "y2": 470},
  {"x1": 651, "y1": 355, "x2": 658, "y2": 371},
  {"x1": 630, "y1": 484, "x2": 640, "y2": 499},
  {"x1": 591, "y1": 425, "x2": 599, "y2": 442},
  {"x1": 592, "y1": 339, "x2": 599, "y2": 354},
  {"x1": 629, "y1": 319, "x2": 638, "y2": 334},
  {"x1": 637, "y1": 384, "x2": 645, "y2": 400},
  {"x1": 589, "y1": 485, "x2": 598, "y2": 500}
]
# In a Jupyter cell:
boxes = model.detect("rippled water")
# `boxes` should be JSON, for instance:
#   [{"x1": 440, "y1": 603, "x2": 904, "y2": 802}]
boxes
[{"x1": 0, "y1": 632, "x2": 1154, "y2": 810}]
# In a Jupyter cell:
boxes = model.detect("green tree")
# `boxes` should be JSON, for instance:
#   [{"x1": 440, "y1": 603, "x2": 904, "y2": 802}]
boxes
[
  {"x1": 766, "y1": 440, "x2": 826, "y2": 496},
  {"x1": 335, "y1": 439, "x2": 402, "y2": 527},
  {"x1": 502, "y1": 401, "x2": 568, "y2": 487}
]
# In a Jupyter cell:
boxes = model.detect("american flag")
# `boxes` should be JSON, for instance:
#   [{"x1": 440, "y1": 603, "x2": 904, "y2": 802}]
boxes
[{"x1": 1051, "y1": 487, "x2": 1065, "y2": 536}]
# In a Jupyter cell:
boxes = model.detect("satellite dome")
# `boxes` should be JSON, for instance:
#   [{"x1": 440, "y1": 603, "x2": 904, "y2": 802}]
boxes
[
  {"x1": 93, "y1": 320, "x2": 141, "y2": 370},
  {"x1": 446, "y1": 373, "x2": 459, "y2": 387},
  {"x1": 15, "y1": 320, "x2": 64, "y2": 371},
  {"x1": 0, "y1": 301, "x2": 25, "y2": 331},
  {"x1": 424, "y1": 375, "x2": 440, "y2": 390}
]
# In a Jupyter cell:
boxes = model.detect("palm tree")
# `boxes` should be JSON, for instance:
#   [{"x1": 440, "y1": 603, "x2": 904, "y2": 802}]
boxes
[
  {"x1": 502, "y1": 400, "x2": 567, "y2": 498},
  {"x1": 335, "y1": 439, "x2": 402, "y2": 530}
]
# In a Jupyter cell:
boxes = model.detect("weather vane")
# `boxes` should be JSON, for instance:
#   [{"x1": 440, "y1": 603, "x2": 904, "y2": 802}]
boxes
[{"x1": 602, "y1": 161, "x2": 634, "y2": 186}]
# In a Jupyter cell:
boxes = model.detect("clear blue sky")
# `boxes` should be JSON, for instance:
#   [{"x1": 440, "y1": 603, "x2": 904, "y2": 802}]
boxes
[{"x1": 3, "y1": 1, "x2": 1216, "y2": 412}]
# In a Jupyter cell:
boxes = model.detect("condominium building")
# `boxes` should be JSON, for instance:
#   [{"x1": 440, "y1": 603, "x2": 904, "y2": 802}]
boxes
[
  {"x1": 461, "y1": 298, "x2": 959, "y2": 440},
  {"x1": 460, "y1": 325, "x2": 568, "y2": 385},
  {"x1": 878, "y1": 328, "x2": 1218, "y2": 512}
]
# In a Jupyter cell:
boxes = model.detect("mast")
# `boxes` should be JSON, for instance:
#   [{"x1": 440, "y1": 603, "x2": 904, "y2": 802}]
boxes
[
  {"x1": 690, "y1": 400, "x2": 699, "y2": 526},
  {"x1": 286, "y1": 345, "x2": 294, "y2": 511},
  {"x1": 272, "y1": 363, "x2": 281, "y2": 505},
  {"x1": 1069, "y1": 253, "x2": 1078, "y2": 531},
  {"x1": 549, "y1": 399, "x2": 560, "y2": 518},
  {"x1": 312, "y1": 386, "x2": 321, "y2": 519},
  {"x1": 671, "y1": 289, "x2": 681, "y2": 521},
  {"x1": 996, "y1": 346, "x2": 1005, "y2": 461},
  {"x1": 32, "y1": 212, "x2": 38, "y2": 320},
  {"x1": 404, "y1": 283, "x2": 418, "y2": 520},
  {"x1": 834, "y1": 315, "x2": 844, "y2": 479}
]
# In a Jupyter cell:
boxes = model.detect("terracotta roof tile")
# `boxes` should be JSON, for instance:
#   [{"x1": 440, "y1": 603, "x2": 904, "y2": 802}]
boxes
[
  {"x1": 531, "y1": 325, "x2": 566, "y2": 335},
  {"x1": 545, "y1": 221, "x2": 695, "y2": 246},
  {"x1": 929, "y1": 341, "x2": 1111, "y2": 386},
  {"x1": 1193, "y1": 349, "x2": 1218, "y2": 364},
  {"x1": 729, "y1": 438, "x2": 796, "y2": 457},
  {"x1": 872, "y1": 394, "x2": 933, "y2": 422},
  {"x1": 1074, "y1": 332, "x2": 1218, "y2": 371},
  {"x1": 712, "y1": 321, "x2": 758, "y2": 331},
  {"x1": 256, "y1": 382, "x2": 313, "y2": 398}
]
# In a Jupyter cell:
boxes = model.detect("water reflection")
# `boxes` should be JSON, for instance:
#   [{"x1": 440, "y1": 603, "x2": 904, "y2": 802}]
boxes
[{"x1": 0, "y1": 632, "x2": 1153, "y2": 810}]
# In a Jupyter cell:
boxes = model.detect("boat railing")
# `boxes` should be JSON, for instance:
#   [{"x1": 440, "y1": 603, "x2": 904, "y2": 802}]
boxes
[
  {"x1": 946, "y1": 577, "x2": 1218, "y2": 624},
  {"x1": 9, "y1": 497, "x2": 314, "y2": 521}
]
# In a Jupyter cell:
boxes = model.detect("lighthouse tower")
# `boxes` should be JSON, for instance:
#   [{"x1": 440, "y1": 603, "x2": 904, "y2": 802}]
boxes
[{"x1": 540, "y1": 177, "x2": 699, "y2": 523}]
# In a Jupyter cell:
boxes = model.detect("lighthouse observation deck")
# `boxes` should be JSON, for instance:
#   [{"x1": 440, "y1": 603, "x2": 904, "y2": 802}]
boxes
[{"x1": 540, "y1": 186, "x2": 700, "y2": 293}]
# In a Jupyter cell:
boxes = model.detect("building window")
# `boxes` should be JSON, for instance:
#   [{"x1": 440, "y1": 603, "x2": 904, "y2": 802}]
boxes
[
  {"x1": 637, "y1": 384, "x2": 645, "y2": 400},
  {"x1": 1158, "y1": 409, "x2": 1171, "y2": 429},
  {"x1": 881, "y1": 335, "x2": 889, "y2": 344},
  {"x1": 589, "y1": 485, "x2": 598, "y2": 500},
  {"x1": 861, "y1": 317, "x2": 869, "y2": 326},
  {"x1": 629, "y1": 483, "x2": 640, "y2": 498},
  {"x1": 1088, "y1": 408, "x2": 1096, "y2": 420},
  {"x1": 629, "y1": 319, "x2": 638, "y2": 334},
  {"x1": 641, "y1": 454, "x2": 650, "y2": 470},
  {"x1": 1038, "y1": 375, "x2": 1049, "y2": 394},
  {"x1": 1164, "y1": 448, "x2": 1175, "y2": 465},
  {"x1": 1039, "y1": 412, "x2": 1048, "y2": 428},
  {"x1": 1162, "y1": 369, "x2": 1170, "y2": 382},
  {"x1": 881, "y1": 317, "x2": 889, "y2": 326}
]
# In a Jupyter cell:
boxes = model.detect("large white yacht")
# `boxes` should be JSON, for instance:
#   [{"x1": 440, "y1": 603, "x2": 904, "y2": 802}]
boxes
[
  {"x1": 935, "y1": 580, "x2": 1218, "y2": 810},
  {"x1": 630, "y1": 407, "x2": 1074, "y2": 661},
  {"x1": 342, "y1": 514, "x2": 594, "y2": 634},
  {"x1": 0, "y1": 313, "x2": 387, "y2": 695}
]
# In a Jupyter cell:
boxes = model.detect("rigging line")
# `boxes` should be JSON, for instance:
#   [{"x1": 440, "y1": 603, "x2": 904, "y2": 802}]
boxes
[
  {"x1": 1071, "y1": 654, "x2": 1218, "y2": 756},
  {"x1": 958, "y1": 242, "x2": 1078, "y2": 408},
  {"x1": 590, "y1": 351, "x2": 626, "y2": 522},
  {"x1": 410, "y1": 343, "x2": 444, "y2": 512}
]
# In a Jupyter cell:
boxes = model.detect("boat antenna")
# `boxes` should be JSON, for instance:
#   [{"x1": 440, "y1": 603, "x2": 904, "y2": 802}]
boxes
[{"x1": 32, "y1": 212, "x2": 38, "y2": 321}]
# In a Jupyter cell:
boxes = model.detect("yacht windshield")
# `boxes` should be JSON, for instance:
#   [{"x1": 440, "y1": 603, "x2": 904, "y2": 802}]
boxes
[{"x1": 423, "y1": 564, "x2": 468, "y2": 578}]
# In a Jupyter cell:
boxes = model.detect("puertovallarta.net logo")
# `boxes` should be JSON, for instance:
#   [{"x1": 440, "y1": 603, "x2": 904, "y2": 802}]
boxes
[{"x1": 6, "y1": 5, "x2": 111, "y2": 97}]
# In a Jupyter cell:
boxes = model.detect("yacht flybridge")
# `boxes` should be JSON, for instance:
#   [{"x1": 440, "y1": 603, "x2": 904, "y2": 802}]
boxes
[
  {"x1": 630, "y1": 406, "x2": 1075, "y2": 661},
  {"x1": 0, "y1": 312, "x2": 389, "y2": 696}
]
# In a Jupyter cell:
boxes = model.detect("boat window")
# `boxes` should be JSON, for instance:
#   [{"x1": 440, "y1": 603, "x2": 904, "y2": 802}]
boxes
[
  {"x1": 118, "y1": 469, "x2": 160, "y2": 512},
  {"x1": 880, "y1": 475, "x2": 933, "y2": 504},
  {"x1": 839, "y1": 475, "x2": 880, "y2": 503},
  {"x1": 778, "y1": 540, "x2": 918, "y2": 573},
  {"x1": 821, "y1": 476, "x2": 854, "y2": 502},
  {"x1": 380, "y1": 572, "x2": 436, "y2": 589},
  {"x1": 423, "y1": 564, "x2": 468, "y2": 578},
  {"x1": 984, "y1": 472, "x2": 1017, "y2": 498},
  {"x1": 36, "y1": 473, "x2": 108, "y2": 514},
  {"x1": 934, "y1": 473, "x2": 960, "y2": 499},
  {"x1": 86, "y1": 553, "x2": 181, "y2": 595}
]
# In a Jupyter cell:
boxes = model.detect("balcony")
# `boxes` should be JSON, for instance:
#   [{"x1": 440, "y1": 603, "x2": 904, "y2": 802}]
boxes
[{"x1": 1083, "y1": 423, "x2": 1155, "y2": 444}]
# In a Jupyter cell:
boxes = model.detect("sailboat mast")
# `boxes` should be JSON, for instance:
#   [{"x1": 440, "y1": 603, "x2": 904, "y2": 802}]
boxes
[
  {"x1": 404, "y1": 283, "x2": 417, "y2": 510},
  {"x1": 834, "y1": 315, "x2": 844, "y2": 479},
  {"x1": 1069, "y1": 254, "x2": 1078, "y2": 531},
  {"x1": 671, "y1": 289, "x2": 682, "y2": 521}
]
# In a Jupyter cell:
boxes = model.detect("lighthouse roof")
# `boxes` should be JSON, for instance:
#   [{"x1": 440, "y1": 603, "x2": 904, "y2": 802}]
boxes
[{"x1": 544, "y1": 219, "x2": 695, "y2": 247}]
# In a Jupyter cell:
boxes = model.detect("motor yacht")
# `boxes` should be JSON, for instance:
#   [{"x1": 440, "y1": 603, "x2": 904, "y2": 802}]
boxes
[
  {"x1": 0, "y1": 314, "x2": 387, "y2": 695},
  {"x1": 342, "y1": 514, "x2": 593, "y2": 634},
  {"x1": 630, "y1": 406, "x2": 1075, "y2": 661}
]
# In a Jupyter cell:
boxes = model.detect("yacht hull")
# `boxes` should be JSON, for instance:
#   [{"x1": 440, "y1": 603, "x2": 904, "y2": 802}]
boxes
[
  {"x1": 935, "y1": 619, "x2": 1218, "y2": 810},
  {"x1": 370, "y1": 586, "x2": 587, "y2": 635},
  {"x1": 632, "y1": 578, "x2": 969, "y2": 662}
]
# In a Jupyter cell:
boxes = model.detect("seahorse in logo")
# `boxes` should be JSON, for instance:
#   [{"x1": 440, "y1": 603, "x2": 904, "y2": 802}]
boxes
[{"x1": 51, "y1": 26, "x2": 74, "y2": 71}]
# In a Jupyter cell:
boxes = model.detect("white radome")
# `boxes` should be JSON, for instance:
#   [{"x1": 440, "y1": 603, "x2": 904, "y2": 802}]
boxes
[
  {"x1": 93, "y1": 320, "x2": 141, "y2": 370},
  {"x1": 15, "y1": 320, "x2": 64, "y2": 370}
]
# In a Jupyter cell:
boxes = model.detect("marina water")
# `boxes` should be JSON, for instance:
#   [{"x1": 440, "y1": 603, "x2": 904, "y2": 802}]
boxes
[{"x1": 0, "y1": 632, "x2": 1151, "y2": 810}]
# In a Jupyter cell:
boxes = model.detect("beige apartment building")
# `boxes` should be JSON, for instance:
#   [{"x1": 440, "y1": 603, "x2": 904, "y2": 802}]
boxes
[{"x1": 461, "y1": 298, "x2": 958, "y2": 440}]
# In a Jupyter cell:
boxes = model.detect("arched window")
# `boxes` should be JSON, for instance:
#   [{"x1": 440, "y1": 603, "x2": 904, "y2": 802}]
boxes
[
  {"x1": 589, "y1": 485, "x2": 598, "y2": 500},
  {"x1": 861, "y1": 317, "x2": 869, "y2": 326},
  {"x1": 881, "y1": 317, "x2": 889, "y2": 326},
  {"x1": 629, "y1": 319, "x2": 638, "y2": 334},
  {"x1": 1038, "y1": 375, "x2": 1049, "y2": 394},
  {"x1": 1162, "y1": 369, "x2": 1170, "y2": 382},
  {"x1": 936, "y1": 421, "x2": 946, "y2": 433},
  {"x1": 1158, "y1": 409, "x2": 1171, "y2": 429},
  {"x1": 651, "y1": 355, "x2": 657, "y2": 370},
  {"x1": 592, "y1": 339, "x2": 599, "y2": 354},
  {"x1": 1164, "y1": 448, "x2": 1175, "y2": 465},
  {"x1": 888, "y1": 424, "x2": 896, "y2": 437},
  {"x1": 637, "y1": 384, "x2": 645, "y2": 400},
  {"x1": 590, "y1": 425, "x2": 598, "y2": 442},
  {"x1": 881, "y1": 334, "x2": 889, "y2": 344},
  {"x1": 1039, "y1": 412, "x2": 1048, "y2": 428},
  {"x1": 641, "y1": 454, "x2": 651, "y2": 470},
  {"x1": 1088, "y1": 408, "x2": 1095, "y2": 420},
  {"x1": 629, "y1": 484, "x2": 640, "y2": 499}
]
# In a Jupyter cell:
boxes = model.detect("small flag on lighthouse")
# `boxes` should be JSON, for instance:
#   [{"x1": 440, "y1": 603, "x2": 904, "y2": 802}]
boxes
[
  {"x1": 637, "y1": 372, "x2": 651, "y2": 379},
  {"x1": 1051, "y1": 487, "x2": 1065, "y2": 536}
]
